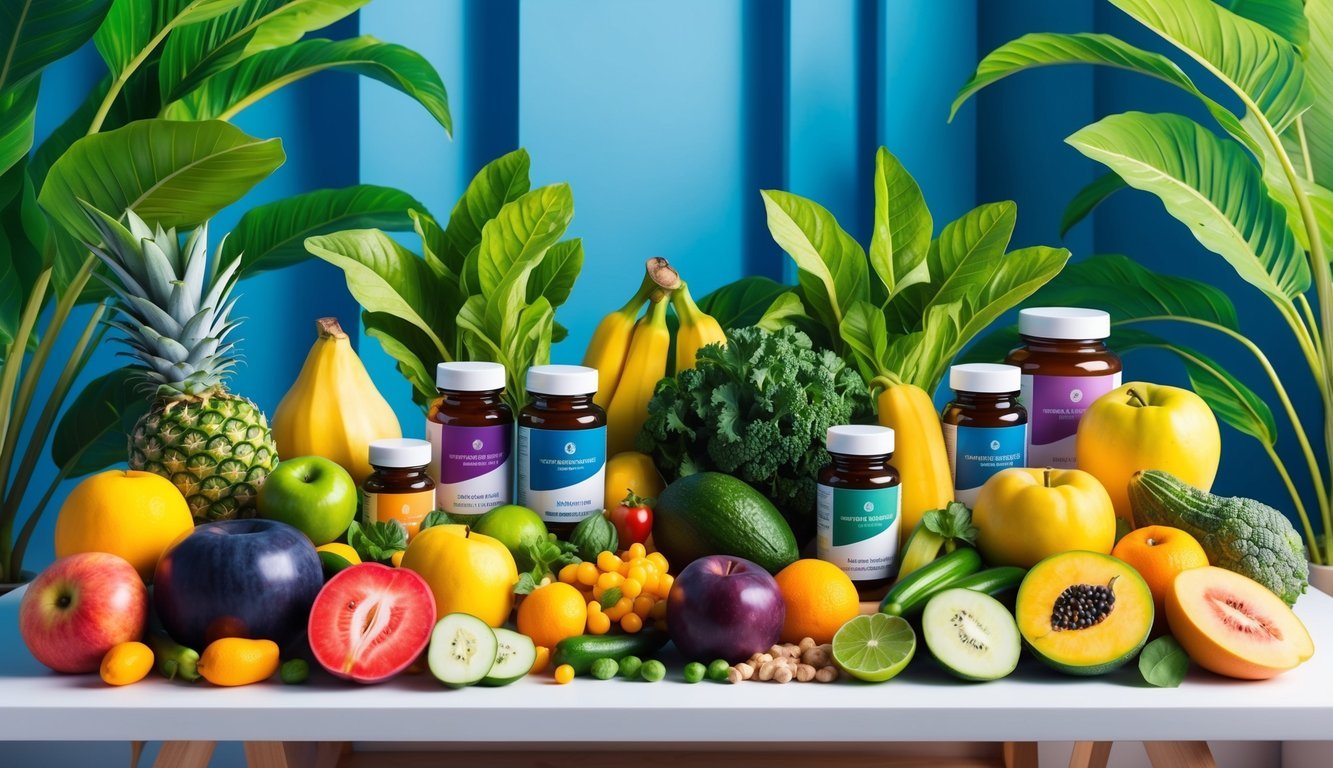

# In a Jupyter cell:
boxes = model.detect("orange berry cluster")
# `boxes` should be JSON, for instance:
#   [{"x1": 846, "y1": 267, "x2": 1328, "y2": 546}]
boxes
[{"x1": 557, "y1": 542, "x2": 672, "y2": 635}]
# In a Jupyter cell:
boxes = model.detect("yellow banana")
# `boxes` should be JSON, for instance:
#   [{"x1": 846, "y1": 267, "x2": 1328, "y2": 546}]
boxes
[
  {"x1": 583, "y1": 273, "x2": 655, "y2": 409},
  {"x1": 671, "y1": 280, "x2": 727, "y2": 372},
  {"x1": 272, "y1": 317, "x2": 402, "y2": 485},
  {"x1": 606, "y1": 291, "x2": 672, "y2": 455}
]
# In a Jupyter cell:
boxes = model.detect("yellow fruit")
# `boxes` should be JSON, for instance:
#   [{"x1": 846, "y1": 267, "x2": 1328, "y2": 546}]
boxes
[
  {"x1": 554, "y1": 663, "x2": 575, "y2": 684},
  {"x1": 198, "y1": 638, "x2": 280, "y2": 686},
  {"x1": 606, "y1": 292, "x2": 672, "y2": 455},
  {"x1": 390, "y1": 550, "x2": 405, "y2": 568},
  {"x1": 670, "y1": 280, "x2": 727, "y2": 372},
  {"x1": 517, "y1": 582, "x2": 588, "y2": 648},
  {"x1": 584, "y1": 274, "x2": 655, "y2": 410},
  {"x1": 316, "y1": 542, "x2": 361, "y2": 565},
  {"x1": 272, "y1": 317, "x2": 402, "y2": 485},
  {"x1": 55, "y1": 470, "x2": 194, "y2": 582},
  {"x1": 605, "y1": 452, "x2": 666, "y2": 507},
  {"x1": 100, "y1": 642, "x2": 154, "y2": 686},
  {"x1": 400, "y1": 524, "x2": 517, "y2": 627},
  {"x1": 974, "y1": 467, "x2": 1117, "y2": 568},
  {"x1": 876, "y1": 383, "x2": 952, "y2": 544},
  {"x1": 774, "y1": 559, "x2": 860, "y2": 645}
]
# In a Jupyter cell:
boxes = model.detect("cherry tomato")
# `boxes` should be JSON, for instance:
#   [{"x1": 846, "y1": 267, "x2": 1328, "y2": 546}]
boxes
[{"x1": 609, "y1": 492, "x2": 653, "y2": 546}]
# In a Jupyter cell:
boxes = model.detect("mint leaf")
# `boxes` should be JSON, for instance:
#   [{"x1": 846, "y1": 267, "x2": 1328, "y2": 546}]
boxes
[
  {"x1": 1139, "y1": 635, "x2": 1189, "y2": 688},
  {"x1": 347, "y1": 520, "x2": 408, "y2": 563},
  {"x1": 513, "y1": 573, "x2": 539, "y2": 595},
  {"x1": 922, "y1": 502, "x2": 978, "y2": 548},
  {"x1": 599, "y1": 587, "x2": 623, "y2": 609},
  {"x1": 420, "y1": 510, "x2": 455, "y2": 531}
]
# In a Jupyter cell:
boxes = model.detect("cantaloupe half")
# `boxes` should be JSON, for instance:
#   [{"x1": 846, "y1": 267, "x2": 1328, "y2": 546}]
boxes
[
  {"x1": 1015, "y1": 551, "x2": 1154, "y2": 676},
  {"x1": 1166, "y1": 566, "x2": 1313, "y2": 680}
]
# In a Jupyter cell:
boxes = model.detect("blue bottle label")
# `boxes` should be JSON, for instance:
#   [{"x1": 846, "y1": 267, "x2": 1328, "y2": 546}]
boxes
[
  {"x1": 517, "y1": 426, "x2": 607, "y2": 524},
  {"x1": 816, "y1": 484, "x2": 901, "y2": 581},
  {"x1": 943, "y1": 423, "x2": 1028, "y2": 506}
]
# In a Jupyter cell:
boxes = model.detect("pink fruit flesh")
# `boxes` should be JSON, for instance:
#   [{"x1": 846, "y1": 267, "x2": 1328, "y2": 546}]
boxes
[{"x1": 308, "y1": 563, "x2": 435, "y2": 683}]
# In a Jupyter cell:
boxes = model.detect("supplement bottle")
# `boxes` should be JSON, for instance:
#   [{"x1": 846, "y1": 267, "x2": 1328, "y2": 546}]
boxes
[
  {"x1": 1006, "y1": 308, "x2": 1121, "y2": 469},
  {"x1": 363, "y1": 438, "x2": 435, "y2": 540},
  {"x1": 942, "y1": 363, "x2": 1028, "y2": 506},
  {"x1": 817, "y1": 425, "x2": 901, "y2": 598},
  {"x1": 427, "y1": 362, "x2": 514, "y2": 520},
  {"x1": 517, "y1": 365, "x2": 607, "y2": 537}
]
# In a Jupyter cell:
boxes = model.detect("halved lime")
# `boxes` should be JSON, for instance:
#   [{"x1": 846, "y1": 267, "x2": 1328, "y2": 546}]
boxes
[{"x1": 832, "y1": 613, "x2": 916, "y2": 682}]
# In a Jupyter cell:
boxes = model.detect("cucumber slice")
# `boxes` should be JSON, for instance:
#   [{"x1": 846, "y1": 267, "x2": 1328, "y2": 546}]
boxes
[
  {"x1": 428, "y1": 613, "x2": 498, "y2": 688},
  {"x1": 480, "y1": 628, "x2": 536, "y2": 687},
  {"x1": 921, "y1": 588, "x2": 1021, "y2": 682}
]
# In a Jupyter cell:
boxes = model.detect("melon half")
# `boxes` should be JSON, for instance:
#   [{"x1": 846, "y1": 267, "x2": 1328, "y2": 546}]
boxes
[{"x1": 1166, "y1": 566, "x2": 1313, "y2": 680}]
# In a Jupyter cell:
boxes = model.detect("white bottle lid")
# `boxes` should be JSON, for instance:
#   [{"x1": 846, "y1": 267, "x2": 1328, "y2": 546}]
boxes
[
  {"x1": 436, "y1": 361, "x2": 506, "y2": 392},
  {"x1": 526, "y1": 364, "x2": 600, "y2": 397},
  {"x1": 1018, "y1": 307, "x2": 1111, "y2": 340},
  {"x1": 826, "y1": 425, "x2": 894, "y2": 456},
  {"x1": 950, "y1": 363, "x2": 1022, "y2": 394},
  {"x1": 369, "y1": 438, "x2": 433, "y2": 468}
]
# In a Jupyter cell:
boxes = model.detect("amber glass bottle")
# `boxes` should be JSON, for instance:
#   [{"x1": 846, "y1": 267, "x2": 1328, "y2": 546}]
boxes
[
  {"x1": 817, "y1": 425, "x2": 901, "y2": 598},
  {"x1": 363, "y1": 438, "x2": 435, "y2": 540},
  {"x1": 942, "y1": 363, "x2": 1027, "y2": 507},
  {"x1": 1005, "y1": 308, "x2": 1121, "y2": 469},
  {"x1": 427, "y1": 362, "x2": 514, "y2": 521},
  {"x1": 517, "y1": 365, "x2": 607, "y2": 537}
]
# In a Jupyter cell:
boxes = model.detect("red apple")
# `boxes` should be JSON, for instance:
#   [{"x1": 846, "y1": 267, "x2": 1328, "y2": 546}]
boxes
[
  {"x1": 666, "y1": 555, "x2": 785, "y2": 663},
  {"x1": 20, "y1": 552, "x2": 147, "y2": 673}
]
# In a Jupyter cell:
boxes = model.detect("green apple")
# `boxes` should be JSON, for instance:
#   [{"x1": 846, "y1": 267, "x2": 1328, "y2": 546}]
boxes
[
  {"x1": 258, "y1": 457, "x2": 358, "y2": 545},
  {"x1": 472, "y1": 504, "x2": 547, "y2": 572}
]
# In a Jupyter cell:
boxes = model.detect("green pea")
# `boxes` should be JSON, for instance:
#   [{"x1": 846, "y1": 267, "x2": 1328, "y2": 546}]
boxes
[
  {"x1": 590, "y1": 657, "x2": 619, "y2": 680},
  {"x1": 280, "y1": 659, "x2": 309, "y2": 685},
  {"x1": 706, "y1": 659, "x2": 730, "y2": 681},
  {"x1": 640, "y1": 659, "x2": 666, "y2": 682},
  {"x1": 683, "y1": 662, "x2": 706, "y2": 683},
  {"x1": 619, "y1": 655, "x2": 643, "y2": 679}
]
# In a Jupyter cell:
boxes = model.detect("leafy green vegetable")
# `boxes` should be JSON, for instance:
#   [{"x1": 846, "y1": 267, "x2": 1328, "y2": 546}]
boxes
[
  {"x1": 922, "y1": 502, "x2": 978, "y2": 553},
  {"x1": 347, "y1": 520, "x2": 408, "y2": 564},
  {"x1": 638, "y1": 325, "x2": 872, "y2": 540},
  {"x1": 513, "y1": 534, "x2": 580, "y2": 595},
  {"x1": 419, "y1": 510, "x2": 455, "y2": 531},
  {"x1": 569, "y1": 513, "x2": 617, "y2": 561},
  {"x1": 1139, "y1": 635, "x2": 1189, "y2": 687}
]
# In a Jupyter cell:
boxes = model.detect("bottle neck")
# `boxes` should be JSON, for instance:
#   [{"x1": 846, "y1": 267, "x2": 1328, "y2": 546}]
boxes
[
  {"x1": 953, "y1": 390, "x2": 1021, "y2": 408},
  {"x1": 370, "y1": 465, "x2": 430, "y2": 480},
  {"x1": 439, "y1": 388, "x2": 506, "y2": 407},
  {"x1": 1019, "y1": 334, "x2": 1110, "y2": 354},
  {"x1": 829, "y1": 452, "x2": 893, "y2": 472},
  {"x1": 531, "y1": 393, "x2": 596, "y2": 410}
]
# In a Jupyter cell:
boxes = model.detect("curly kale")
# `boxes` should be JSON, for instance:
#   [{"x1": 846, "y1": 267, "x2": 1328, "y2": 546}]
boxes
[{"x1": 637, "y1": 325, "x2": 873, "y2": 541}]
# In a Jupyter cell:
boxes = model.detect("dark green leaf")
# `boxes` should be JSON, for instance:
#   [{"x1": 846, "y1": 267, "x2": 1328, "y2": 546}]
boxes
[
  {"x1": 95, "y1": 0, "x2": 245, "y2": 79},
  {"x1": 922, "y1": 502, "x2": 979, "y2": 547},
  {"x1": 346, "y1": 519, "x2": 407, "y2": 563},
  {"x1": 51, "y1": 367, "x2": 149, "y2": 477},
  {"x1": 419, "y1": 510, "x2": 453, "y2": 531},
  {"x1": 1060, "y1": 173, "x2": 1126, "y2": 238},
  {"x1": 1139, "y1": 635, "x2": 1190, "y2": 687},
  {"x1": 697, "y1": 276, "x2": 791, "y2": 330},
  {"x1": 0, "y1": 78, "x2": 37, "y2": 181},
  {"x1": 761, "y1": 188, "x2": 869, "y2": 336},
  {"x1": 441, "y1": 148, "x2": 531, "y2": 275},
  {"x1": 0, "y1": 0, "x2": 112, "y2": 91},
  {"x1": 1223, "y1": 0, "x2": 1308, "y2": 47},
  {"x1": 869, "y1": 147, "x2": 931, "y2": 301}
]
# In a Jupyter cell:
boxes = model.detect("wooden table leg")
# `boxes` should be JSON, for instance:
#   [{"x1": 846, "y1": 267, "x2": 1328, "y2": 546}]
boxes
[
  {"x1": 1003, "y1": 742, "x2": 1039, "y2": 768},
  {"x1": 244, "y1": 742, "x2": 350, "y2": 768},
  {"x1": 1069, "y1": 742, "x2": 1111, "y2": 768},
  {"x1": 153, "y1": 741, "x2": 216, "y2": 768},
  {"x1": 1143, "y1": 741, "x2": 1216, "y2": 768}
]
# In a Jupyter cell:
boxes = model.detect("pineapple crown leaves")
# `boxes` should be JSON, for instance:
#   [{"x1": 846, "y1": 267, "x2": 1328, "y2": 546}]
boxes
[{"x1": 78, "y1": 201, "x2": 246, "y2": 398}]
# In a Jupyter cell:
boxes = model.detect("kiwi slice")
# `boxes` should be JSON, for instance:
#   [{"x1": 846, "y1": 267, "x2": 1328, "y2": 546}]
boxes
[
  {"x1": 921, "y1": 588, "x2": 1021, "y2": 681},
  {"x1": 428, "y1": 613, "x2": 498, "y2": 688}
]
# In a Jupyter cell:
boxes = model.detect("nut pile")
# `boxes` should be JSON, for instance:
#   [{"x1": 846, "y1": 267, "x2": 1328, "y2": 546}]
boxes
[{"x1": 727, "y1": 638, "x2": 839, "y2": 684}]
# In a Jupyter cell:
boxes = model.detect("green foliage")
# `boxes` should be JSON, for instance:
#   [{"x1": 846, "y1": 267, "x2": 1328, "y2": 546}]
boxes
[
  {"x1": 569, "y1": 513, "x2": 617, "y2": 562},
  {"x1": 1139, "y1": 636, "x2": 1189, "y2": 688},
  {"x1": 347, "y1": 519, "x2": 408, "y2": 564}
]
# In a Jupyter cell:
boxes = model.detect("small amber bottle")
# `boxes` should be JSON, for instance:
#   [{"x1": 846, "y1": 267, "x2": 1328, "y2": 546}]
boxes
[
  {"x1": 363, "y1": 438, "x2": 435, "y2": 540},
  {"x1": 517, "y1": 365, "x2": 607, "y2": 537},
  {"x1": 942, "y1": 363, "x2": 1028, "y2": 507},
  {"x1": 1006, "y1": 308, "x2": 1122, "y2": 469},
  {"x1": 427, "y1": 361, "x2": 514, "y2": 521},
  {"x1": 817, "y1": 425, "x2": 901, "y2": 598}
]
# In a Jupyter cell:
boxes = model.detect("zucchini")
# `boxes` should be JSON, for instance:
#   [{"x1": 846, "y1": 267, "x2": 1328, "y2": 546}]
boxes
[
  {"x1": 147, "y1": 631, "x2": 200, "y2": 682},
  {"x1": 551, "y1": 630, "x2": 670, "y2": 675},
  {"x1": 879, "y1": 547, "x2": 982, "y2": 618},
  {"x1": 948, "y1": 566, "x2": 1025, "y2": 604}
]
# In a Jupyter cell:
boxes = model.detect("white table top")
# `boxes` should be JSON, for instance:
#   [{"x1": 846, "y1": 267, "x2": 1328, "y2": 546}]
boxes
[{"x1": 2, "y1": 585, "x2": 1332, "y2": 744}]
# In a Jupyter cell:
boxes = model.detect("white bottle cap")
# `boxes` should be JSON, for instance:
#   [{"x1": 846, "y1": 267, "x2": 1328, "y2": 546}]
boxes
[
  {"x1": 436, "y1": 361, "x2": 506, "y2": 392},
  {"x1": 369, "y1": 438, "x2": 433, "y2": 468},
  {"x1": 526, "y1": 364, "x2": 600, "y2": 397},
  {"x1": 826, "y1": 425, "x2": 894, "y2": 456},
  {"x1": 1018, "y1": 307, "x2": 1111, "y2": 340},
  {"x1": 950, "y1": 363, "x2": 1022, "y2": 394}
]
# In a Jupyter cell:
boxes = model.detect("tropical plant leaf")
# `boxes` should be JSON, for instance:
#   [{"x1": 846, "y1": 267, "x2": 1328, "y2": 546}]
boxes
[
  {"x1": 1295, "y1": 0, "x2": 1332, "y2": 189},
  {"x1": 441, "y1": 148, "x2": 531, "y2": 275},
  {"x1": 51, "y1": 367, "x2": 149, "y2": 477},
  {"x1": 756, "y1": 291, "x2": 806, "y2": 333},
  {"x1": 244, "y1": 0, "x2": 369, "y2": 54},
  {"x1": 164, "y1": 35, "x2": 450, "y2": 133},
  {"x1": 698, "y1": 275, "x2": 791, "y2": 330},
  {"x1": 869, "y1": 147, "x2": 931, "y2": 301},
  {"x1": 838, "y1": 300, "x2": 888, "y2": 382},
  {"x1": 95, "y1": 0, "x2": 245, "y2": 78},
  {"x1": 0, "y1": 0, "x2": 112, "y2": 91},
  {"x1": 222, "y1": 184, "x2": 423, "y2": 277},
  {"x1": 1110, "y1": 0, "x2": 1310, "y2": 133},
  {"x1": 39, "y1": 119, "x2": 285, "y2": 247},
  {"x1": 528, "y1": 238, "x2": 582, "y2": 308},
  {"x1": 1067, "y1": 112, "x2": 1308, "y2": 305},
  {"x1": 476, "y1": 183, "x2": 574, "y2": 298},
  {"x1": 0, "y1": 214, "x2": 20, "y2": 345},
  {"x1": 1243, "y1": 113, "x2": 1333, "y2": 257},
  {"x1": 1060, "y1": 173, "x2": 1126, "y2": 237},
  {"x1": 362, "y1": 310, "x2": 440, "y2": 406},
  {"x1": 1223, "y1": 0, "x2": 1308, "y2": 47},
  {"x1": 761, "y1": 188, "x2": 869, "y2": 334},
  {"x1": 0, "y1": 78, "x2": 37, "y2": 178}
]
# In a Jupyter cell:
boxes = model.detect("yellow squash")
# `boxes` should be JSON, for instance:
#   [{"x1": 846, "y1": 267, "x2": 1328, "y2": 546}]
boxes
[
  {"x1": 973, "y1": 467, "x2": 1116, "y2": 568},
  {"x1": 876, "y1": 382, "x2": 952, "y2": 543},
  {"x1": 271, "y1": 318, "x2": 401, "y2": 485}
]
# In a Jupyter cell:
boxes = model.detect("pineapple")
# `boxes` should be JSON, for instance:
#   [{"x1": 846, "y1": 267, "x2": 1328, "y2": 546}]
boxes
[{"x1": 82, "y1": 203, "x2": 278, "y2": 522}]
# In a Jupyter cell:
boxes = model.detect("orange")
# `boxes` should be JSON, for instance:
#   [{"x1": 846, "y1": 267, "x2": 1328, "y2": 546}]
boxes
[
  {"x1": 1111, "y1": 525, "x2": 1208, "y2": 614},
  {"x1": 517, "y1": 582, "x2": 588, "y2": 649},
  {"x1": 198, "y1": 638, "x2": 280, "y2": 686},
  {"x1": 774, "y1": 559, "x2": 860, "y2": 645},
  {"x1": 100, "y1": 641, "x2": 154, "y2": 686},
  {"x1": 55, "y1": 470, "x2": 194, "y2": 582}
]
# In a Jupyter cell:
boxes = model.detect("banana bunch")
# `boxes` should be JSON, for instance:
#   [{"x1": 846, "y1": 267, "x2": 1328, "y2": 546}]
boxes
[{"x1": 584, "y1": 258, "x2": 727, "y2": 456}]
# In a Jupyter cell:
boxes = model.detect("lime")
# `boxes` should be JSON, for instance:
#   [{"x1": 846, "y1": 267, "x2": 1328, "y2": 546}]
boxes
[
  {"x1": 316, "y1": 542, "x2": 361, "y2": 578},
  {"x1": 472, "y1": 504, "x2": 547, "y2": 571},
  {"x1": 832, "y1": 613, "x2": 916, "y2": 682}
]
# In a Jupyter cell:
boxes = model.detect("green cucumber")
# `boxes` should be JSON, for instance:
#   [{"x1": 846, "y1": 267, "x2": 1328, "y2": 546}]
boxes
[
  {"x1": 551, "y1": 630, "x2": 670, "y2": 675},
  {"x1": 949, "y1": 566, "x2": 1026, "y2": 604},
  {"x1": 879, "y1": 547, "x2": 982, "y2": 618}
]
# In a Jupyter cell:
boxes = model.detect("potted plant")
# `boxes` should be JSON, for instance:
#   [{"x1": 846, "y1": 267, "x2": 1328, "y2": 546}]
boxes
[
  {"x1": 955, "y1": 0, "x2": 1333, "y2": 590},
  {"x1": 0, "y1": 0, "x2": 451, "y2": 589}
]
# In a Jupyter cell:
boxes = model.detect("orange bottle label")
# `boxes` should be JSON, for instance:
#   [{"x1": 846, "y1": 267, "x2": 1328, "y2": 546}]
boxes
[{"x1": 364, "y1": 490, "x2": 434, "y2": 539}]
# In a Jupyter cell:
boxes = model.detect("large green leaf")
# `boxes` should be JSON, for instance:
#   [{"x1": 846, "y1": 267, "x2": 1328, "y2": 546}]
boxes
[
  {"x1": 158, "y1": 0, "x2": 368, "y2": 103},
  {"x1": 0, "y1": 211, "x2": 20, "y2": 345},
  {"x1": 838, "y1": 300, "x2": 888, "y2": 382},
  {"x1": 1296, "y1": 0, "x2": 1333, "y2": 188},
  {"x1": 698, "y1": 276, "x2": 791, "y2": 330},
  {"x1": 51, "y1": 367, "x2": 149, "y2": 477},
  {"x1": 222, "y1": 184, "x2": 423, "y2": 277},
  {"x1": 476, "y1": 183, "x2": 574, "y2": 298},
  {"x1": 761, "y1": 188, "x2": 869, "y2": 333},
  {"x1": 441, "y1": 148, "x2": 531, "y2": 274},
  {"x1": 95, "y1": 0, "x2": 245, "y2": 78},
  {"x1": 39, "y1": 119, "x2": 285, "y2": 246},
  {"x1": 164, "y1": 35, "x2": 450, "y2": 133},
  {"x1": 1246, "y1": 112, "x2": 1333, "y2": 257},
  {"x1": 0, "y1": 78, "x2": 37, "y2": 177},
  {"x1": 527, "y1": 238, "x2": 582, "y2": 309},
  {"x1": 362, "y1": 310, "x2": 441, "y2": 406},
  {"x1": 0, "y1": 0, "x2": 111, "y2": 91},
  {"x1": 1223, "y1": 0, "x2": 1308, "y2": 47},
  {"x1": 1110, "y1": 0, "x2": 1310, "y2": 133},
  {"x1": 1067, "y1": 112, "x2": 1308, "y2": 304},
  {"x1": 869, "y1": 146, "x2": 930, "y2": 302},
  {"x1": 1060, "y1": 173, "x2": 1126, "y2": 237}
]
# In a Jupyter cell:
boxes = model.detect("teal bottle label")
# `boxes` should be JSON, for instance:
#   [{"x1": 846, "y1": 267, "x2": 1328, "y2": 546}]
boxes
[{"x1": 816, "y1": 484, "x2": 901, "y2": 581}]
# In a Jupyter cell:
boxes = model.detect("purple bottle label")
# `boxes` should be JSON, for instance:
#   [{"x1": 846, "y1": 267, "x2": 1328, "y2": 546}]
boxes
[
  {"x1": 432, "y1": 423, "x2": 513, "y2": 514},
  {"x1": 1023, "y1": 373, "x2": 1121, "y2": 468}
]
